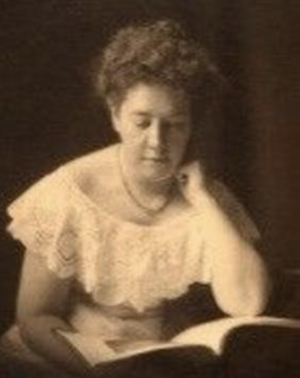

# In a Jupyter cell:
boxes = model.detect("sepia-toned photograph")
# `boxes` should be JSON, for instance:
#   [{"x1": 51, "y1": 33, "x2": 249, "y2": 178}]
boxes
[{"x1": 0, "y1": 1, "x2": 299, "y2": 377}]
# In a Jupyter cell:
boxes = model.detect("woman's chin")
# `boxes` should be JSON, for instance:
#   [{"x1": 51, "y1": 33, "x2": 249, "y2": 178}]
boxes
[{"x1": 141, "y1": 169, "x2": 176, "y2": 184}]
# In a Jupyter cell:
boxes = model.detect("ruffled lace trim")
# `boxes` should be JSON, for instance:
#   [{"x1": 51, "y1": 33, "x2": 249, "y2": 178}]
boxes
[{"x1": 6, "y1": 163, "x2": 258, "y2": 312}]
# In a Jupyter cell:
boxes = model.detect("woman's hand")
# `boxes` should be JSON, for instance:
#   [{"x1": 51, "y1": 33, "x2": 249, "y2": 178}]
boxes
[
  {"x1": 178, "y1": 161, "x2": 271, "y2": 316},
  {"x1": 177, "y1": 160, "x2": 208, "y2": 206}
]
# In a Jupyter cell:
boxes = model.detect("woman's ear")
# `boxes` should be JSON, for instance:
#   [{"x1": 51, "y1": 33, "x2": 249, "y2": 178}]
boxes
[{"x1": 109, "y1": 104, "x2": 121, "y2": 134}]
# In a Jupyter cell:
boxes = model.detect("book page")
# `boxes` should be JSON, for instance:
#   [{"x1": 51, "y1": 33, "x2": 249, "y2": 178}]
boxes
[
  {"x1": 57, "y1": 331, "x2": 118, "y2": 366},
  {"x1": 58, "y1": 316, "x2": 300, "y2": 366},
  {"x1": 172, "y1": 316, "x2": 300, "y2": 355},
  {"x1": 57, "y1": 330, "x2": 179, "y2": 366}
]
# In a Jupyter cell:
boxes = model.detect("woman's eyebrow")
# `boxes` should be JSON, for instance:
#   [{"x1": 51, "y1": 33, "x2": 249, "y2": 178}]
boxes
[
  {"x1": 132, "y1": 111, "x2": 186, "y2": 118},
  {"x1": 131, "y1": 111, "x2": 151, "y2": 117}
]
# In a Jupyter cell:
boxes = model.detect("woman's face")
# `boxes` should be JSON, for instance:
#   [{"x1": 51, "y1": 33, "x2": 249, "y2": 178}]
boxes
[{"x1": 111, "y1": 82, "x2": 192, "y2": 182}]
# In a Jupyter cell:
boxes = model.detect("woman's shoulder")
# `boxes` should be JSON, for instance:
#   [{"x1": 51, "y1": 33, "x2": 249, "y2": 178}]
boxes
[
  {"x1": 61, "y1": 144, "x2": 119, "y2": 190},
  {"x1": 7, "y1": 145, "x2": 118, "y2": 216}
]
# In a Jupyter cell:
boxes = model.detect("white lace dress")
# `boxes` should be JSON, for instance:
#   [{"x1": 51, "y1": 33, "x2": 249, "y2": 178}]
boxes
[{"x1": 2, "y1": 153, "x2": 260, "y2": 361}]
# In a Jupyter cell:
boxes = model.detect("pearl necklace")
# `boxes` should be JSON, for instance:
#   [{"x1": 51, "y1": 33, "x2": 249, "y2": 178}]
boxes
[{"x1": 118, "y1": 147, "x2": 175, "y2": 215}]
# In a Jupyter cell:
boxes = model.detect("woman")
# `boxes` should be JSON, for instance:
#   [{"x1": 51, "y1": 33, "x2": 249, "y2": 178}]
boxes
[{"x1": 1, "y1": 20, "x2": 271, "y2": 377}]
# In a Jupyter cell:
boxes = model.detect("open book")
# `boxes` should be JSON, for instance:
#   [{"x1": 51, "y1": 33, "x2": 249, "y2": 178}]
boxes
[{"x1": 57, "y1": 316, "x2": 300, "y2": 367}]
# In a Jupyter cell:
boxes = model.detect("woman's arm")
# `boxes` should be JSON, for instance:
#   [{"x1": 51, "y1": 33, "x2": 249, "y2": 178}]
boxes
[
  {"x1": 178, "y1": 162, "x2": 272, "y2": 317},
  {"x1": 198, "y1": 190, "x2": 271, "y2": 316},
  {"x1": 16, "y1": 252, "x2": 91, "y2": 376}
]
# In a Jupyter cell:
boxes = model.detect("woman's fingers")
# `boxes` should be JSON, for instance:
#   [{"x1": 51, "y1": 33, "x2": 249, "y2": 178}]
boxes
[{"x1": 177, "y1": 161, "x2": 206, "y2": 205}]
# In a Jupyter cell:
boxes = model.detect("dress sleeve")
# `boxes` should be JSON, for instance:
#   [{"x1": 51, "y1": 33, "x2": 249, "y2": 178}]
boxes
[
  {"x1": 210, "y1": 180, "x2": 261, "y2": 243},
  {"x1": 6, "y1": 168, "x2": 79, "y2": 279}
]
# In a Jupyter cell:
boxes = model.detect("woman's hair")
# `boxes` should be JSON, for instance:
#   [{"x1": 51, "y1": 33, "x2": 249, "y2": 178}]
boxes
[{"x1": 93, "y1": 19, "x2": 223, "y2": 111}]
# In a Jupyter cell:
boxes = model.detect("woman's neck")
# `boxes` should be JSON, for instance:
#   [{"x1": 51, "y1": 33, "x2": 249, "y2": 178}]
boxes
[
  {"x1": 118, "y1": 149, "x2": 177, "y2": 214},
  {"x1": 137, "y1": 174, "x2": 175, "y2": 197}
]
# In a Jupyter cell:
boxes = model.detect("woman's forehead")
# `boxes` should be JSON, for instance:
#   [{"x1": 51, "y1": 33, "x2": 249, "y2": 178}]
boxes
[{"x1": 120, "y1": 82, "x2": 190, "y2": 115}]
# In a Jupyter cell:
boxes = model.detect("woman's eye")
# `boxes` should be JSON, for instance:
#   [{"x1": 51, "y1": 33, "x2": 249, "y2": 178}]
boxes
[{"x1": 135, "y1": 119, "x2": 151, "y2": 128}]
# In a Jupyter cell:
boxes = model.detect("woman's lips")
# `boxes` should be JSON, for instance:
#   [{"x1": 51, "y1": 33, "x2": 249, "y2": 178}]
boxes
[{"x1": 143, "y1": 156, "x2": 168, "y2": 163}]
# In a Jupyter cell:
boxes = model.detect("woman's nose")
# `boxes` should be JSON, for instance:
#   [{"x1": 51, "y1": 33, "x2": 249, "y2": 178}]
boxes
[{"x1": 147, "y1": 122, "x2": 165, "y2": 148}]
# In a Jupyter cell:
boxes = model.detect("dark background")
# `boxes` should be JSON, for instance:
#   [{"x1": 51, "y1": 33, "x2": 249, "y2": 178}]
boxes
[{"x1": 0, "y1": 0, "x2": 299, "y2": 334}]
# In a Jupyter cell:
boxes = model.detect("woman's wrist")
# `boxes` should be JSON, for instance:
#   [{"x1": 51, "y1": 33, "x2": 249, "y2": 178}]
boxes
[
  {"x1": 19, "y1": 315, "x2": 91, "y2": 377},
  {"x1": 52, "y1": 328, "x2": 92, "y2": 375},
  {"x1": 190, "y1": 186, "x2": 216, "y2": 210},
  {"x1": 177, "y1": 160, "x2": 217, "y2": 210}
]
